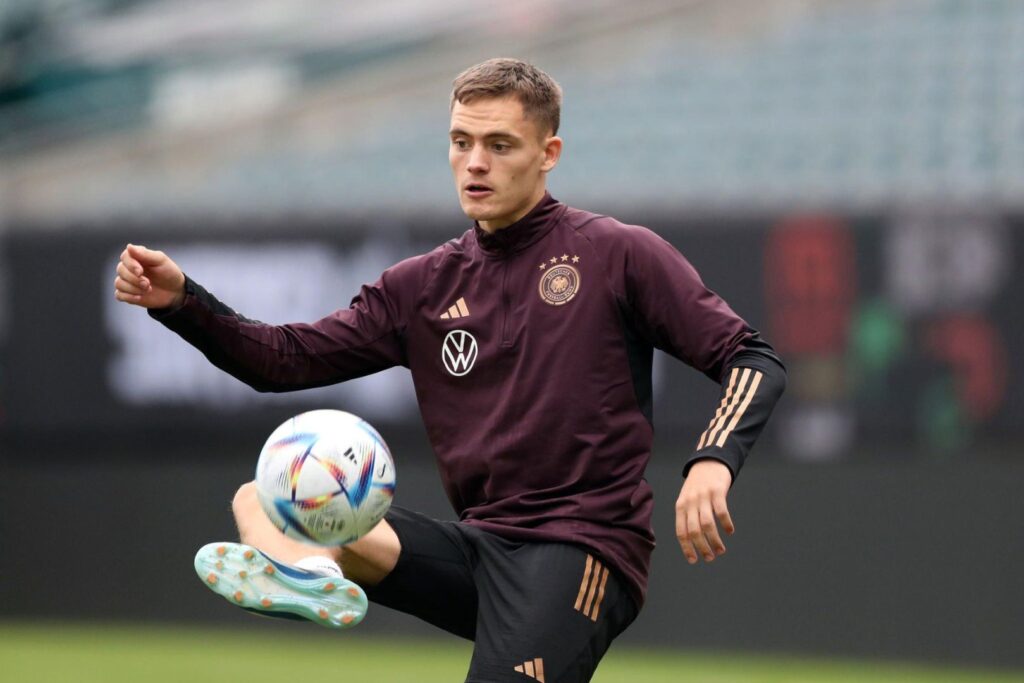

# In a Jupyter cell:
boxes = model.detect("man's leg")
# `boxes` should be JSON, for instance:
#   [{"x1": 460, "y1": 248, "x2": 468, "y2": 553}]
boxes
[
  {"x1": 202, "y1": 483, "x2": 477, "y2": 639},
  {"x1": 361, "y1": 507, "x2": 478, "y2": 640},
  {"x1": 194, "y1": 481, "x2": 401, "y2": 628},
  {"x1": 231, "y1": 480, "x2": 399, "y2": 587},
  {"x1": 464, "y1": 536, "x2": 639, "y2": 683}
]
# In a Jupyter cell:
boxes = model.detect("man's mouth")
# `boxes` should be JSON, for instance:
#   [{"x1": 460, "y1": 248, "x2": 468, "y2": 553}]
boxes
[{"x1": 464, "y1": 183, "x2": 494, "y2": 198}]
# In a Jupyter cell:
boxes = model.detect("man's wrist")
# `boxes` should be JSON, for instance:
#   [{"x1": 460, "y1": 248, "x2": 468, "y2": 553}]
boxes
[
  {"x1": 168, "y1": 287, "x2": 187, "y2": 310},
  {"x1": 148, "y1": 274, "x2": 191, "y2": 319},
  {"x1": 682, "y1": 450, "x2": 739, "y2": 482}
]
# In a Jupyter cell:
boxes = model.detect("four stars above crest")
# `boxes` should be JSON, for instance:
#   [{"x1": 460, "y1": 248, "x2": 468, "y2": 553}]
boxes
[{"x1": 539, "y1": 254, "x2": 580, "y2": 270}]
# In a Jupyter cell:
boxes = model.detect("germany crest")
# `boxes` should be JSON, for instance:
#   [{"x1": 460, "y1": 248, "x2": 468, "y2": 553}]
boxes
[{"x1": 538, "y1": 264, "x2": 580, "y2": 306}]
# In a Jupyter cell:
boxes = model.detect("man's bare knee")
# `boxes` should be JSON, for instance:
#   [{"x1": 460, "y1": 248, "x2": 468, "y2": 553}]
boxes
[
  {"x1": 231, "y1": 481, "x2": 266, "y2": 543},
  {"x1": 232, "y1": 481, "x2": 259, "y2": 517}
]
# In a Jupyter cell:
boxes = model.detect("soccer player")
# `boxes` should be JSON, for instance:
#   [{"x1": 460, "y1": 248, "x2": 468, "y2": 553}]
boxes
[{"x1": 114, "y1": 58, "x2": 785, "y2": 682}]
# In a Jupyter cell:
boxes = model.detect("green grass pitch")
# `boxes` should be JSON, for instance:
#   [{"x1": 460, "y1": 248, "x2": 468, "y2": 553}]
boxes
[{"x1": 1, "y1": 622, "x2": 1020, "y2": 683}]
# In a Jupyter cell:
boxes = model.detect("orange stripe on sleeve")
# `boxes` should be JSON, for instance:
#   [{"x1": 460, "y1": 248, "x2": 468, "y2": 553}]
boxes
[
  {"x1": 705, "y1": 368, "x2": 751, "y2": 447},
  {"x1": 698, "y1": 368, "x2": 739, "y2": 449},
  {"x1": 715, "y1": 370, "x2": 763, "y2": 447}
]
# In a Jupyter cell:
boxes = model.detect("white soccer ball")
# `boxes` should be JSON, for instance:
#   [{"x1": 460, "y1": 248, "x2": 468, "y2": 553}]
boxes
[{"x1": 254, "y1": 409, "x2": 395, "y2": 546}]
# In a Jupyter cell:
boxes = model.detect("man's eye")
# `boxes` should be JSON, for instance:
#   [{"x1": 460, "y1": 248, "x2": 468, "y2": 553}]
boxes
[
  {"x1": 453, "y1": 139, "x2": 469, "y2": 150},
  {"x1": 493, "y1": 143, "x2": 510, "y2": 152}
]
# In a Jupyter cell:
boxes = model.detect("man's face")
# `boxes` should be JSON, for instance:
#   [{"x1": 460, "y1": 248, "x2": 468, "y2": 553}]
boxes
[{"x1": 449, "y1": 96, "x2": 562, "y2": 232}]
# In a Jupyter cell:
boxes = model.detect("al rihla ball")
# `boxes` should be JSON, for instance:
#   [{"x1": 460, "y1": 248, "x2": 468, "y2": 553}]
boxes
[{"x1": 255, "y1": 409, "x2": 395, "y2": 546}]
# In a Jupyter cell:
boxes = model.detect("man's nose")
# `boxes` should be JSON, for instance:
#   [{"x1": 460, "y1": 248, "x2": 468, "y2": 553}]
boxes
[{"x1": 467, "y1": 147, "x2": 489, "y2": 173}]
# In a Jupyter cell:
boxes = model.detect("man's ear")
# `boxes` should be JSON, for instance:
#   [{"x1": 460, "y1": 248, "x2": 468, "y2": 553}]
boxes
[{"x1": 541, "y1": 136, "x2": 563, "y2": 173}]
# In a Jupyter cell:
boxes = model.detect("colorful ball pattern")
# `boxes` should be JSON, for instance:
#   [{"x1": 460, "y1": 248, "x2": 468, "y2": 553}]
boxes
[{"x1": 255, "y1": 409, "x2": 395, "y2": 546}]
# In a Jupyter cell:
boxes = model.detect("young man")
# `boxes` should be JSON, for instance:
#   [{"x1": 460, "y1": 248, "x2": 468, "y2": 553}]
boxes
[{"x1": 115, "y1": 58, "x2": 785, "y2": 682}]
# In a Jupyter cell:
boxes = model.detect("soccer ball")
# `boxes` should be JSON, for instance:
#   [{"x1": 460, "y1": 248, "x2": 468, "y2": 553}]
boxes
[{"x1": 255, "y1": 409, "x2": 395, "y2": 546}]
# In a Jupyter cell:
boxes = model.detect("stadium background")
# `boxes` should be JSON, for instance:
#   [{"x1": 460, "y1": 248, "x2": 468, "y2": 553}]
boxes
[{"x1": 1, "y1": 0, "x2": 1022, "y2": 680}]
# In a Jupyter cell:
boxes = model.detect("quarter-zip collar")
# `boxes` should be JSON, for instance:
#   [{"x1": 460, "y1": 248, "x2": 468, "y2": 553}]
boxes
[{"x1": 473, "y1": 192, "x2": 564, "y2": 257}]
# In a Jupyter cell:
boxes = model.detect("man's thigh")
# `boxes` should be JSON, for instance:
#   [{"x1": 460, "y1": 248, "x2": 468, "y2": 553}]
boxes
[
  {"x1": 361, "y1": 506, "x2": 478, "y2": 640},
  {"x1": 466, "y1": 536, "x2": 639, "y2": 683}
]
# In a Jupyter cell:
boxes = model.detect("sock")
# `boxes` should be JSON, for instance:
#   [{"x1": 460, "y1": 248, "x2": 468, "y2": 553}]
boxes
[{"x1": 294, "y1": 555, "x2": 344, "y2": 578}]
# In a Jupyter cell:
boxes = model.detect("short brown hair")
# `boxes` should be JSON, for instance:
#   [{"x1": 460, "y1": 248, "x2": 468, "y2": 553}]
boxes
[{"x1": 451, "y1": 58, "x2": 563, "y2": 136}]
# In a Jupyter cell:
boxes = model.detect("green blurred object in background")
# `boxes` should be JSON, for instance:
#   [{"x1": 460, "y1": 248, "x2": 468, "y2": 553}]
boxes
[{"x1": 2, "y1": 622, "x2": 1021, "y2": 683}]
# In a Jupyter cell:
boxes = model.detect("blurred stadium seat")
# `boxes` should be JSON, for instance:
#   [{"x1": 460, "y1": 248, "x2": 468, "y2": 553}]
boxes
[{"x1": 3, "y1": 0, "x2": 1024, "y2": 218}]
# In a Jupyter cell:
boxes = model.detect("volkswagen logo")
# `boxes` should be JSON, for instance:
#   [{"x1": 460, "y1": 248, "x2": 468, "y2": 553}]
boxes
[{"x1": 441, "y1": 329, "x2": 478, "y2": 377}]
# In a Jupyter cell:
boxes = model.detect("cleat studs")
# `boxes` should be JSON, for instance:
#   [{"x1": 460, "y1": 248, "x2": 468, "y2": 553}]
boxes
[
  {"x1": 263, "y1": 565, "x2": 275, "y2": 575},
  {"x1": 347, "y1": 587, "x2": 360, "y2": 597},
  {"x1": 341, "y1": 614, "x2": 355, "y2": 625},
  {"x1": 261, "y1": 598, "x2": 272, "y2": 607},
  {"x1": 206, "y1": 573, "x2": 218, "y2": 585},
  {"x1": 323, "y1": 582, "x2": 335, "y2": 592},
  {"x1": 243, "y1": 550, "x2": 255, "y2": 560},
  {"x1": 216, "y1": 546, "x2": 227, "y2": 556},
  {"x1": 238, "y1": 570, "x2": 247, "y2": 579},
  {"x1": 318, "y1": 608, "x2": 329, "y2": 619},
  {"x1": 233, "y1": 591, "x2": 244, "y2": 603},
  {"x1": 215, "y1": 561, "x2": 224, "y2": 571}
]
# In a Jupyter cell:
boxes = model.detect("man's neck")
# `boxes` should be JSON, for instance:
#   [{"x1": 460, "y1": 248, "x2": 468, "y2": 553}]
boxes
[{"x1": 478, "y1": 187, "x2": 547, "y2": 234}]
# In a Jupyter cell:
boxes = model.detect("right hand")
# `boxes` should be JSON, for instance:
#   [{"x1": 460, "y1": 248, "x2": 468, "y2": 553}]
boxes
[{"x1": 114, "y1": 243, "x2": 186, "y2": 309}]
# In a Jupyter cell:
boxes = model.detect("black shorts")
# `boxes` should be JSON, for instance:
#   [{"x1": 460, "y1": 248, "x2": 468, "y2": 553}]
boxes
[{"x1": 364, "y1": 506, "x2": 639, "y2": 683}]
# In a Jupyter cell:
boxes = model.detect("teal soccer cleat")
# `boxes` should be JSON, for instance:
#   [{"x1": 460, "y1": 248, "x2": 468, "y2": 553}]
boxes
[{"x1": 194, "y1": 542, "x2": 367, "y2": 629}]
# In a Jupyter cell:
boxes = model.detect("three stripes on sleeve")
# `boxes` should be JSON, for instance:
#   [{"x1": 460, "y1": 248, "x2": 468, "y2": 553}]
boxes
[{"x1": 696, "y1": 366, "x2": 764, "y2": 451}]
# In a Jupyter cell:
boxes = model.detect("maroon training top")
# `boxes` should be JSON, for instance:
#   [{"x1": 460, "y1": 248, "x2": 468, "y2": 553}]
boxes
[{"x1": 152, "y1": 194, "x2": 781, "y2": 606}]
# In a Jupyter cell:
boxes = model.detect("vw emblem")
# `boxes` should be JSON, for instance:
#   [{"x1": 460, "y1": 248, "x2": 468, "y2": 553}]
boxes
[{"x1": 441, "y1": 329, "x2": 478, "y2": 377}]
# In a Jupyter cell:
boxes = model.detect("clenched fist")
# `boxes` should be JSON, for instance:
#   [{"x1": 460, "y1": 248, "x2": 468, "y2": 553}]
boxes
[{"x1": 114, "y1": 244, "x2": 186, "y2": 310}]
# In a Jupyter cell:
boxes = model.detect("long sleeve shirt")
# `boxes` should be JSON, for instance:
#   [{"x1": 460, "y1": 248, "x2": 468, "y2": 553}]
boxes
[{"x1": 151, "y1": 193, "x2": 786, "y2": 606}]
